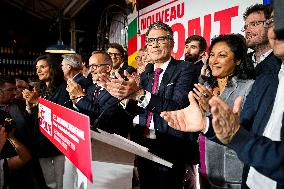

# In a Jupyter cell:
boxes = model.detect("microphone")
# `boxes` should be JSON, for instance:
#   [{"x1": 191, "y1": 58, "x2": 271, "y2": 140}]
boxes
[{"x1": 91, "y1": 63, "x2": 154, "y2": 131}]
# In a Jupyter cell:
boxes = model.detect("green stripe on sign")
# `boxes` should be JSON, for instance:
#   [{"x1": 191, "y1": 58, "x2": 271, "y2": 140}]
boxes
[{"x1": 128, "y1": 18, "x2": 137, "y2": 40}]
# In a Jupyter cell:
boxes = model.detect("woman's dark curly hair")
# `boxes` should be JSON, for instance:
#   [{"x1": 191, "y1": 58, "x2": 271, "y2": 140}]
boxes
[
  {"x1": 204, "y1": 34, "x2": 255, "y2": 88},
  {"x1": 34, "y1": 54, "x2": 64, "y2": 97}
]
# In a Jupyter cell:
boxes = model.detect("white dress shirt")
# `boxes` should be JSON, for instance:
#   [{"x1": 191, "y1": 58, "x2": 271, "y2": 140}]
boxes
[
  {"x1": 252, "y1": 49, "x2": 273, "y2": 67},
  {"x1": 138, "y1": 58, "x2": 171, "y2": 132}
]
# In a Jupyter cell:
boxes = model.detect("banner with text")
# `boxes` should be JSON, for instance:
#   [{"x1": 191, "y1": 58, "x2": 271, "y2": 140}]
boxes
[
  {"x1": 128, "y1": 0, "x2": 263, "y2": 64},
  {"x1": 38, "y1": 98, "x2": 93, "y2": 183}
]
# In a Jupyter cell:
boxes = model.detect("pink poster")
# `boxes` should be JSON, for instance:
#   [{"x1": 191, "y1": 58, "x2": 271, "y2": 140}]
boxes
[{"x1": 38, "y1": 98, "x2": 93, "y2": 182}]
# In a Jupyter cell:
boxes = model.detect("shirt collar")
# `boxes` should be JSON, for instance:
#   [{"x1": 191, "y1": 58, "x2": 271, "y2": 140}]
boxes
[
  {"x1": 154, "y1": 57, "x2": 171, "y2": 71},
  {"x1": 252, "y1": 49, "x2": 273, "y2": 66},
  {"x1": 279, "y1": 63, "x2": 284, "y2": 78}
]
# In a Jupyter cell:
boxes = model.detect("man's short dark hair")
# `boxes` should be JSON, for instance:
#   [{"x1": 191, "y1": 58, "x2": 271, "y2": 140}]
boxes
[
  {"x1": 185, "y1": 35, "x2": 207, "y2": 52},
  {"x1": 107, "y1": 43, "x2": 125, "y2": 56},
  {"x1": 243, "y1": 4, "x2": 273, "y2": 20}
]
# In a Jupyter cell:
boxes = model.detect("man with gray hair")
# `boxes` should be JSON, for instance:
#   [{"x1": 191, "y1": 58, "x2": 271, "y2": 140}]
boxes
[
  {"x1": 103, "y1": 21, "x2": 199, "y2": 189},
  {"x1": 66, "y1": 51, "x2": 132, "y2": 137},
  {"x1": 61, "y1": 53, "x2": 91, "y2": 89}
]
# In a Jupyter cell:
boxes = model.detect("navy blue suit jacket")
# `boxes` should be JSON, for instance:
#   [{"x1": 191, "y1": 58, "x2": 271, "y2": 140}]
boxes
[
  {"x1": 227, "y1": 53, "x2": 284, "y2": 188},
  {"x1": 75, "y1": 84, "x2": 132, "y2": 137},
  {"x1": 127, "y1": 58, "x2": 200, "y2": 162},
  {"x1": 73, "y1": 73, "x2": 92, "y2": 90}
]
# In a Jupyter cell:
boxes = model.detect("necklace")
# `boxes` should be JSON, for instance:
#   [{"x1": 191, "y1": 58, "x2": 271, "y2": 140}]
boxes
[{"x1": 214, "y1": 76, "x2": 229, "y2": 96}]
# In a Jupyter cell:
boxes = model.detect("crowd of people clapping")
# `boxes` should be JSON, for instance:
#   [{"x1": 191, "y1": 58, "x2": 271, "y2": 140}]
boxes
[{"x1": 0, "y1": 3, "x2": 284, "y2": 189}]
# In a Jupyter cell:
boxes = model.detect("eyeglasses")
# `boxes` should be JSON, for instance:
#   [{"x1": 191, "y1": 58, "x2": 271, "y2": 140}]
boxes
[
  {"x1": 108, "y1": 52, "x2": 122, "y2": 57},
  {"x1": 265, "y1": 18, "x2": 274, "y2": 28},
  {"x1": 241, "y1": 20, "x2": 267, "y2": 32},
  {"x1": 88, "y1": 63, "x2": 109, "y2": 69},
  {"x1": 145, "y1": 35, "x2": 172, "y2": 46}
]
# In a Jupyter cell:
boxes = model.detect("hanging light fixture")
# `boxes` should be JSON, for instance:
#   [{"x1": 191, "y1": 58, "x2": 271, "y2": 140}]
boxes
[{"x1": 45, "y1": 11, "x2": 75, "y2": 54}]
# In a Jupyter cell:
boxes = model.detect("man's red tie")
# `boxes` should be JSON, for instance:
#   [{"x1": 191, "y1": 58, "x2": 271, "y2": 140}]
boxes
[
  {"x1": 145, "y1": 68, "x2": 163, "y2": 136},
  {"x1": 93, "y1": 85, "x2": 102, "y2": 101}
]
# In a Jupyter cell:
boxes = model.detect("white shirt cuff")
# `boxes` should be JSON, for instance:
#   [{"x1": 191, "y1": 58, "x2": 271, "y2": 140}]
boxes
[
  {"x1": 202, "y1": 116, "x2": 210, "y2": 134},
  {"x1": 137, "y1": 91, "x2": 151, "y2": 108},
  {"x1": 120, "y1": 99, "x2": 129, "y2": 109}
]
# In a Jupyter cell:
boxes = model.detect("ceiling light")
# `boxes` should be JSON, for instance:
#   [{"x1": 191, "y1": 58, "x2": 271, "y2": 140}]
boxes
[
  {"x1": 45, "y1": 40, "x2": 75, "y2": 54},
  {"x1": 45, "y1": 11, "x2": 75, "y2": 54}
]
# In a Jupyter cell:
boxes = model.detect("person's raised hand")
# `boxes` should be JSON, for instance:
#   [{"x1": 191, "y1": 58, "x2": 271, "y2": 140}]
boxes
[
  {"x1": 161, "y1": 91, "x2": 206, "y2": 132},
  {"x1": 192, "y1": 83, "x2": 212, "y2": 112},
  {"x1": 209, "y1": 96, "x2": 242, "y2": 144}
]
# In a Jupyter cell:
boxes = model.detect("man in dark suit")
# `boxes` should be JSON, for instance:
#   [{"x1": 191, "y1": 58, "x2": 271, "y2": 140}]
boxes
[
  {"x1": 66, "y1": 51, "x2": 132, "y2": 137},
  {"x1": 61, "y1": 53, "x2": 92, "y2": 90},
  {"x1": 103, "y1": 22, "x2": 199, "y2": 189},
  {"x1": 106, "y1": 43, "x2": 136, "y2": 77}
]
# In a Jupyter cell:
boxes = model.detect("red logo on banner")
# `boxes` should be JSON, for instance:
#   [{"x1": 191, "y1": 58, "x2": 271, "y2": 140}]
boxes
[{"x1": 38, "y1": 98, "x2": 93, "y2": 182}]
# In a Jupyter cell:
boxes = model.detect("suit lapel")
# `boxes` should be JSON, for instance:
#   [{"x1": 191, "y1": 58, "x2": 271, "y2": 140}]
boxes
[
  {"x1": 221, "y1": 77, "x2": 238, "y2": 103},
  {"x1": 141, "y1": 72, "x2": 154, "y2": 92},
  {"x1": 96, "y1": 89, "x2": 107, "y2": 102},
  {"x1": 256, "y1": 77, "x2": 279, "y2": 134},
  {"x1": 141, "y1": 58, "x2": 178, "y2": 94},
  {"x1": 158, "y1": 59, "x2": 178, "y2": 95}
]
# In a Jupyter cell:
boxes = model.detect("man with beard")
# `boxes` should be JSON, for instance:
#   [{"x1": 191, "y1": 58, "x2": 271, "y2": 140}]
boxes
[
  {"x1": 184, "y1": 35, "x2": 207, "y2": 75},
  {"x1": 243, "y1": 4, "x2": 281, "y2": 75}
]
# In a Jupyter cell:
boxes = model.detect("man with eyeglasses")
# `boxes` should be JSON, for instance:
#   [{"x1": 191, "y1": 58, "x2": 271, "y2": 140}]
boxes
[
  {"x1": 0, "y1": 77, "x2": 46, "y2": 188},
  {"x1": 66, "y1": 51, "x2": 132, "y2": 137},
  {"x1": 0, "y1": 77, "x2": 27, "y2": 141},
  {"x1": 103, "y1": 21, "x2": 199, "y2": 189},
  {"x1": 107, "y1": 43, "x2": 135, "y2": 76},
  {"x1": 243, "y1": 4, "x2": 281, "y2": 74}
]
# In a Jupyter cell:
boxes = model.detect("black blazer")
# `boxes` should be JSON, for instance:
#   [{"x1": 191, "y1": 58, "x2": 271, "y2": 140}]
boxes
[
  {"x1": 31, "y1": 81, "x2": 73, "y2": 157},
  {"x1": 127, "y1": 58, "x2": 200, "y2": 163},
  {"x1": 75, "y1": 84, "x2": 132, "y2": 137}
]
